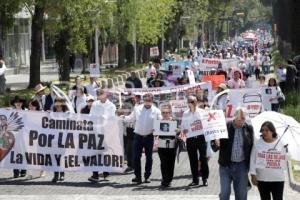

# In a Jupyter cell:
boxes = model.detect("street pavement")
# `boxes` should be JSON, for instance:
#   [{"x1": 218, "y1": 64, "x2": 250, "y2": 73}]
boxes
[{"x1": 1, "y1": 67, "x2": 300, "y2": 199}]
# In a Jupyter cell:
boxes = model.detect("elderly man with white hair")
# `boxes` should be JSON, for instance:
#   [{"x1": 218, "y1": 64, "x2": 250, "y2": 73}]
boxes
[{"x1": 211, "y1": 107, "x2": 254, "y2": 200}]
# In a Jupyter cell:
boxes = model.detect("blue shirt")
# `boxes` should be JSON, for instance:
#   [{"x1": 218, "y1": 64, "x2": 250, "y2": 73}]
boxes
[{"x1": 231, "y1": 128, "x2": 245, "y2": 162}]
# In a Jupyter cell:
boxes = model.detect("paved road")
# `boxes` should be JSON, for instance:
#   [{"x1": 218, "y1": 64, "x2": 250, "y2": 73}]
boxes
[{"x1": 0, "y1": 152, "x2": 299, "y2": 199}]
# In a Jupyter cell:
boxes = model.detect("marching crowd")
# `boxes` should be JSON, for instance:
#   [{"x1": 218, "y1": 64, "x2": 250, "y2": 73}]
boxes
[{"x1": 2, "y1": 31, "x2": 291, "y2": 200}]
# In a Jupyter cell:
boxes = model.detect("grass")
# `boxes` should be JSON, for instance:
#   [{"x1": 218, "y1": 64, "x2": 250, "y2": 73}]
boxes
[
  {"x1": 283, "y1": 91, "x2": 300, "y2": 183},
  {"x1": 292, "y1": 160, "x2": 300, "y2": 183},
  {"x1": 282, "y1": 90, "x2": 300, "y2": 122}
]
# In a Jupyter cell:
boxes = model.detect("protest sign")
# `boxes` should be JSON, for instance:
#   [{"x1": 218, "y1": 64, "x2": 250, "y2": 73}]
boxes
[
  {"x1": 261, "y1": 86, "x2": 277, "y2": 111},
  {"x1": 224, "y1": 89, "x2": 264, "y2": 120},
  {"x1": 150, "y1": 46, "x2": 159, "y2": 57},
  {"x1": 256, "y1": 150, "x2": 287, "y2": 170},
  {"x1": 186, "y1": 69, "x2": 196, "y2": 85},
  {"x1": 170, "y1": 100, "x2": 188, "y2": 120},
  {"x1": 201, "y1": 110, "x2": 228, "y2": 141},
  {"x1": 0, "y1": 109, "x2": 124, "y2": 172},
  {"x1": 202, "y1": 75, "x2": 225, "y2": 90},
  {"x1": 89, "y1": 63, "x2": 100, "y2": 77},
  {"x1": 153, "y1": 120, "x2": 177, "y2": 136}
]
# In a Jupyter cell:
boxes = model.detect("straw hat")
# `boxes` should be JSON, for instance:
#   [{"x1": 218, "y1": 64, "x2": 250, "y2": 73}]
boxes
[
  {"x1": 218, "y1": 83, "x2": 228, "y2": 90},
  {"x1": 35, "y1": 83, "x2": 47, "y2": 94}
]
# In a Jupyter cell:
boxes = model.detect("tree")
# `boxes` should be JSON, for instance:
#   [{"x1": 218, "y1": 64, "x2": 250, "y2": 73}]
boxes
[
  {"x1": 28, "y1": 0, "x2": 45, "y2": 88},
  {"x1": 0, "y1": 0, "x2": 24, "y2": 58}
]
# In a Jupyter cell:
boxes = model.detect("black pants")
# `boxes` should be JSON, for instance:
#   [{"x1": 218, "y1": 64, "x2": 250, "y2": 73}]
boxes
[
  {"x1": 186, "y1": 135, "x2": 209, "y2": 183},
  {"x1": 271, "y1": 103, "x2": 280, "y2": 112},
  {"x1": 279, "y1": 81, "x2": 285, "y2": 93},
  {"x1": 133, "y1": 134, "x2": 154, "y2": 179},
  {"x1": 257, "y1": 181, "x2": 284, "y2": 200},
  {"x1": 53, "y1": 172, "x2": 64, "y2": 178},
  {"x1": 13, "y1": 169, "x2": 26, "y2": 177},
  {"x1": 158, "y1": 148, "x2": 176, "y2": 184},
  {"x1": 124, "y1": 127, "x2": 134, "y2": 168}
]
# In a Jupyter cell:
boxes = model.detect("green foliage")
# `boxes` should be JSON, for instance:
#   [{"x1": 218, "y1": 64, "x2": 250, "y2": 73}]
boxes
[
  {"x1": 271, "y1": 49, "x2": 286, "y2": 67},
  {"x1": 282, "y1": 90, "x2": 300, "y2": 123}
]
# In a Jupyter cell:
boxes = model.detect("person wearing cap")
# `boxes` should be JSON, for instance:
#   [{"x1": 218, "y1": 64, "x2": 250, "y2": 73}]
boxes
[
  {"x1": 33, "y1": 83, "x2": 47, "y2": 109},
  {"x1": 181, "y1": 95, "x2": 209, "y2": 187},
  {"x1": 10, "y1": 96, "x2": 27, "y2": 178},
  {"x1": 214, "y1": 83, "x2": 228, "y2": 112},
  {"x1": 122, "y1": 93, "x2": 162, "y2": 184},
  {"x1": 80, "y1": 95, "x2": 94, "y2": 114},
  {"x1": 88, "y1": 89, "x2": 116, "y2": 182}
]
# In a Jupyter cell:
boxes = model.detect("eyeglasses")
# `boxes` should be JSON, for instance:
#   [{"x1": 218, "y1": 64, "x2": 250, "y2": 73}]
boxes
[{"x1": 162, "y1": 112, "x2": 171, "y2": 114}]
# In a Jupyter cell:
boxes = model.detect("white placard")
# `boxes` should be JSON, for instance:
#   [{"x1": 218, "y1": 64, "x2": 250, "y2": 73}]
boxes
[
  {"x1": 186, "y1": 69, "x2": 196, "y2": 85},
  {"x1": 201, "y1": 110, "x2": 228, "y2": 141},
  {"x1": 153, "y1": 119, "x2": 177, "y2": 136},
  {"x1": 89, "y1": 63, "x2": 100, "y2": 77}
]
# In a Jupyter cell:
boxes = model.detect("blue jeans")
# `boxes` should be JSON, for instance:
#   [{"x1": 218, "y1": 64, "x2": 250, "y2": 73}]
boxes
[
  {"x1": 219, "y1": 161, "x2": 248, "y2": 200},
  {"x1": 133, "y1": 134, "x2": 154, "y2": 179}
]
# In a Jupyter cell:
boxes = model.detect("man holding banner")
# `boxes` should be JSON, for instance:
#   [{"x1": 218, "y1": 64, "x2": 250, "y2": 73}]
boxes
[
  {"x1": 181, "y1": 95, "x2": 209, "y2": 187},
  {"x1": 123, "y1": 94, "x2": 162, "y2": 184},
  {"x1": 212, "y1": 108, "x2": 254, "y2": 200},
  {"x1": 88, "y1": 89, "x2": 116, "y2": 182}
]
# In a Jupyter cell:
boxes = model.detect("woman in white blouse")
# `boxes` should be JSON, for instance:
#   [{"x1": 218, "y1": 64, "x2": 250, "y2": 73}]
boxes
[{"x1": 250, "y1": 121, "x2": 287, "y2": 200}]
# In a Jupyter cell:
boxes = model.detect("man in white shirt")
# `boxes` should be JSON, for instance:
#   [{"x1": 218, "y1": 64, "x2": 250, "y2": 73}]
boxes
[
  {"x1": 181, "y1": 95, "x2": 209, "y2": 187},
  {"x1": 123, "y1": 93, "x2": 162, "y2": 184},
  {"x1": 85, "y1": 77, "x2": 99, "y2": 97},
  {"x1": 88, "y1": 89, "x2": 116, "y2": 183}
]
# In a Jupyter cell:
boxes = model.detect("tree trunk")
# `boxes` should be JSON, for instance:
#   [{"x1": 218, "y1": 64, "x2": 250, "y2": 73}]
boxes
[
  {"x1": 118, "y1": 42, "x2": 126, "y2": 67},
  {"x1": 28, "y1": 4, "x2": 44, "y2": 88}
]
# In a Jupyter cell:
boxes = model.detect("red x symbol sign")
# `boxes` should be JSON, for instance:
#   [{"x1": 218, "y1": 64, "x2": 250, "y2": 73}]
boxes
[{"x1": 208, "y1": 112, "x2": 217, "y2": 122}]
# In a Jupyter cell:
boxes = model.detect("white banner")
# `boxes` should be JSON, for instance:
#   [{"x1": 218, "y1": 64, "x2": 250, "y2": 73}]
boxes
[
  {"x1": 256, "y1": 150, "x2": 287, "y2": 170},
  {"x1": 0, "y1": 109, "x2": 124, "y2": 172},
  {"x1": 199, "y1": 58, "x2": 239, "y2": 70},
  {"x1": 202, "y1": 110, "x2": 228, "y2": 141}
]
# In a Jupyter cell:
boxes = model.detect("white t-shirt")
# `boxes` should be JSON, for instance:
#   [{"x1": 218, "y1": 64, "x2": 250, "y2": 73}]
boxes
[
  {"x1": 181, "y1": 108, "x2": 205, "y2": 138},
  {"x1": 90, "y1": 99, "x2": 116, "y2": 119},
  {"x1": 250, "y1": 138, "x2": 287, "y2": 182}
]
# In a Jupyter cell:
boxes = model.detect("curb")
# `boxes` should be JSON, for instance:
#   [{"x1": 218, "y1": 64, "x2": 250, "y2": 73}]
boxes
[{"x1": 287, "y1": 160, "x2": 300, "y2": 192}]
